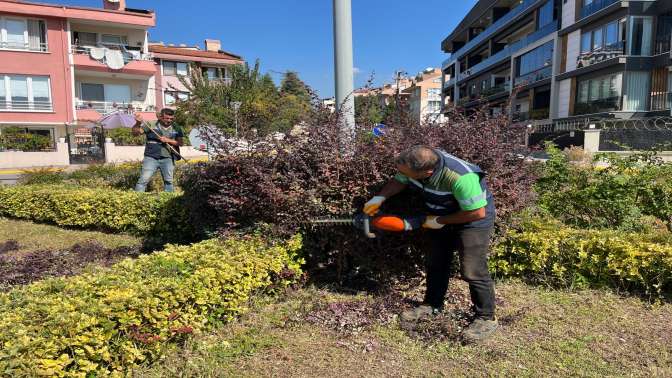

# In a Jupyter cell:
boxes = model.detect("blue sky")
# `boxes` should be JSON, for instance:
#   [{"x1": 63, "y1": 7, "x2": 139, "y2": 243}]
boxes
[{"x1": 39, "y1": 0, "x2": 477, "y2": 97}]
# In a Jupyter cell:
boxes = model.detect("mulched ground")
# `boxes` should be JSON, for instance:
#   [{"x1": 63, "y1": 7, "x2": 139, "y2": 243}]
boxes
[{"x1": 0, "y1": 240, "x2": 140, "y2": 289}]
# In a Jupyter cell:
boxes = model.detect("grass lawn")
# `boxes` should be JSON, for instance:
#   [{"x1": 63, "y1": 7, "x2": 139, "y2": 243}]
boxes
[
  {"x1": 136, "y1": 281, "x2": 672, "y2": 378},
  {"x1": 0, "y1": 217, "x2": 140, "y2": 252}
]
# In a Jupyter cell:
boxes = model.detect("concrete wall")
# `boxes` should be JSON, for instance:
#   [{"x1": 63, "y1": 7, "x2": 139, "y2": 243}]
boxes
[
  {"x1": 557, "y1": 79, "x2": 572, "y2": 118},
  {"x1": 565, "y1": 30, "x2": 581, "y2": 72},
  {"x1": 104, "y1": 140, "x2": 208, "y2": 164},
  {"x1": 561, "y1": 0, "x2": 576, "y2": 29},
  {"x1": 0, "y1": 138, "x2": 69, "y2": 169}
]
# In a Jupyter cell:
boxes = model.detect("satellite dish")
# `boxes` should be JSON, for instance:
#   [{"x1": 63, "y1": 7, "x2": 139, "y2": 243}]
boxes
[
  {"x1": 105, "y1": 49, "x2": 125, "y2": 70},
  {"x1": 189, "y1": 128, "x2": 208, "y2": 152}
]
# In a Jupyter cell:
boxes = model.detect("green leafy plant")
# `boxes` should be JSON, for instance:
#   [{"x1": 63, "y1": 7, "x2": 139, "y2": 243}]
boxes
[{"x1": 0, "y1": 235, "x2": 303, "y2": 376}]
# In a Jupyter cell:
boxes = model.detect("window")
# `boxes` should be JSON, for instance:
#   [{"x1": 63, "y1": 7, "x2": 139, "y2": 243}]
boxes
[
  {"x1": 538, "y1": 0, "x2": 554, "y2": 29},
  {"x1": 80, "y1": 83, "x2": 131, "y2": 104},
  {"x1": 164, "y1": 91, "x2": 189, "y2": 105},
  {"x1": 427, "y1": 88, "x2": 441, "y2": 97},
  {"x1": 101, "y1": 34, "x2": 128, "y2": 47},
  {"x1": 580, "y1": 20, "x2": 624, "y2": 55},
  {"x1": 592, "y1": 27, "x2": 603, "y2": 51},
  {"x1": 575, "y1": 73, "x2": 622, "y2": 115},
  {"x1": 74, "y1": 31, "x2": 97, "y2": 47},
  {"x1": 581, "y1": 32, "x2": 592, "y2": 53},
  {"x1": 0, "y1": 75, "x2": 52, "y2": 111},
  {"x1": 81, "y1": 83, "x2": 105, "y2": 102},
  {"x1": 629, "y1": 17, "x2": 653, "y2": 56},
  {"x1": 517, "y1": 41, "x2": 553, "y2": 77},
  {"x1": 203, "y1": 67, "x2": 229, "y2": 81},
  {"x1": 427, "y1": 101, "x2": 441, "y2": 113},
  {"x1": 605, "y1": 22, "x2": 618, "y2": 47},
  {"x1": 0, "y1": 17, "x2": 47, "y2": 51},
  {"x1": 176, "y1": 63, "x2": 189, "y2": 76},
  {"x1": 163, "y1": 61, "x2": 188, "y2": 76}
]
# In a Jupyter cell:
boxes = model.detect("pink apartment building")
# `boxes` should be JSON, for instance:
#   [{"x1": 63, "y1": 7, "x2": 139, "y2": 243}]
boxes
[{"x1": 0, "y1": 0, "x2": 243, "y2": 168}]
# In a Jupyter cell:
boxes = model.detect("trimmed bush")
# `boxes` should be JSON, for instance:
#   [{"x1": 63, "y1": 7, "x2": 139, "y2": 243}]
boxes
[
  {"x1": 492, "y1": 217, "x2": 672, "y2": 296},
  {"x1": 0, "y1": 235, "x2": 303, "y2": 376},
  {"x1": 19, "y1": 163, "x2": 187, "y2": 192},
  {"x1": 0, "y1": 185, "x2": 191, "y2": 243}
]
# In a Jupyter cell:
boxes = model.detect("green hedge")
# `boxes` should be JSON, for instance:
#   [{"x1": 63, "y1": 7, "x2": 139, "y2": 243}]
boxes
[
  {"x1": 0, "y1": 235, "x2": 303, "y2": 376},
  {"x1": 492, "y1": 218, "x2": 672, "y2": 296},
  {"x1": 0, "y1": 185, "x2": 190, "y2": 241}
]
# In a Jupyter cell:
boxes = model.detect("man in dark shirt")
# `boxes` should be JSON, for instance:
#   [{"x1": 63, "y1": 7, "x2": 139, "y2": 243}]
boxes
[{"x1": 132, "y1": 108, "x2": 184, "y2": 192}]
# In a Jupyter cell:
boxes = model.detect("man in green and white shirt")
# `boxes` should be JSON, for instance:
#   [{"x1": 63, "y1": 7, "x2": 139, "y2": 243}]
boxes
[{"x1": 363, "y1": 145, "x2": 497, "y2": 342}]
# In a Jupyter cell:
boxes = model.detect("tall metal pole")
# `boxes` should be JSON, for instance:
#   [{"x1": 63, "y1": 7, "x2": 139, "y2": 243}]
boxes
[{"x1": 333, "y1": 0, "x2": 355, "y2": 142}]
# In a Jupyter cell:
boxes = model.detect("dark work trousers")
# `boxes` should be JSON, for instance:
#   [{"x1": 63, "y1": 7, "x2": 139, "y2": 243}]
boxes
[{"x1": 424, "y1": 226, "x2": 496, "y2": 320}]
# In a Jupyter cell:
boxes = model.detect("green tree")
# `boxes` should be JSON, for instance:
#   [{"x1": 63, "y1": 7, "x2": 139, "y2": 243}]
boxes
[
  {"x1": 355, "y1": 95, "x2": 384, "y2": 126},
  {"x1": 176, "y1": 63, "x2": 315, "y2": 138}
]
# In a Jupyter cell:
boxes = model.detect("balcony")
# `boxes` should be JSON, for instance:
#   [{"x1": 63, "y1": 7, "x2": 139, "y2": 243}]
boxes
[
  {"x1": 651, "y1": 92, "x2": 672, "y2": 111},
  {"x1": 458, "y1": 21, "x2": 558, "y2": 82},
  {"x1": 444, "y1": 76, "x2": 457, "y2": 89},
  {"x1": 443, "y1": 0, "x2": 543, "y2": 68},
  {"x1": 76, "y1": 100, "x2": 155, "y2": 120},
  {"x1": 579, "y1": 0, "x2": 619, "y2": 20},
  {"x1": 0, "y1": 99, "x2": 53, "y2": 112},
  {"x1": 576, "y1": 42, "x2": 625, "y2": 69},
  {"x1": 514, "y1": 66, "x2": 552, "y2": 86},
  {"x1": 72, "y1": 45, "x2": 155, "y2": 76},
  {"x1": 481, "y1": 82, "x2": 511, "y2": 97},
  {"x1": 574, "y1": 97, "x2": 621, "y2": 115}
]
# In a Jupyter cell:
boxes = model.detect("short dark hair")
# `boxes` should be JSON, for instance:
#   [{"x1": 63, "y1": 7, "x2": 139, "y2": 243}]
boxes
[
  {"x1": 395, "y1": 145, "x2": 439, "y2": 172},
  {"x1": 160, "y1": 108, "x2": 175, "y2": 116}
]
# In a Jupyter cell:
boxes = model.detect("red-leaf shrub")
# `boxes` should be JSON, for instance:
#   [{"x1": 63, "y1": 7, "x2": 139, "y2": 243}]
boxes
[{"x1": 179, "y1": 107, "x2": 536, "y2": 287}]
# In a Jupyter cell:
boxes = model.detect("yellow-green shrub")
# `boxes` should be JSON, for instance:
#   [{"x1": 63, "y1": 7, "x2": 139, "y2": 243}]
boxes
[
  {"x1": 0, "y1": 235, "x2": 303, "y2": 376},
  {"x1": 0, "y1": 185, "x2": 190, "y2": 240},
  {"x1": 492, "y1": 218, "x2": 672, "y2": 296}
]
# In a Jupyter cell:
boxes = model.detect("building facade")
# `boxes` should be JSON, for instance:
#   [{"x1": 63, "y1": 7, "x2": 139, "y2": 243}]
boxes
[
  {"x1": 150, "y1": 40, "x2": 243, "y2": 109},
  {"x1": 0, "y1": 0, "x2": 243, "y2": 168},
  {"x1": 405, "y1": 68, "x2": 444, "y2": 123},
  {"x1": 441, "y1": 0, "x2": 672, "y2": 128}
]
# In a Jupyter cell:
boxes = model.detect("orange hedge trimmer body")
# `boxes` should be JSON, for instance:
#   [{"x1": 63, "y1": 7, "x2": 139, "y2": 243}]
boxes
[{"x1": 309, "y1": 214, "x2": 427, "y2": 238}]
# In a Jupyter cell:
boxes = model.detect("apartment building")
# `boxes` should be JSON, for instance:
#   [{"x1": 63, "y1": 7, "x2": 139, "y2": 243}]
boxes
[
  {"x1": 441, "y1": 0, "x2": 672, "y2": 127},
  {"x1": 405, "y1": 68, "x2": 444, "y2": 123},
  {"x1": 0, "y1": 0, "x2": 244, "y2": 168},
  {"x1": 150, "y1": 39, "x2": 243, "y2": 109},
  {"x1": 0, "y1": 0, "x2": 156, "y2": 165}
]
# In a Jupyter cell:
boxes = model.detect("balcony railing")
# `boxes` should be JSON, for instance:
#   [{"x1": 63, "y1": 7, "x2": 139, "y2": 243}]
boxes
[
  {"x1": 513, "y1": 108, "x2": 550, "y2": 122},
  {"x1": 458, "y1": 21, "x2": 558, "y2": 82},
  {"x1": 0, "y1": 100, "x2": 53, "y2": 112},
  {"x1": 574, "y1": 97, "x2": 621, "y2": 115},
  {"x1": 576, "y1": 42, "x2": 625, "y2": 68},
  {"x1": 443, "y1": 0, "x2": 542, "y2": 68},
  {"x1": 76, "y1": 100, "x2": 155, "y2": 115},
  {"x1": 481, "y1": 82, "x2": 511, "y2": 97},
  {"x1": 580, "y1": 0, "x2": 619, "y2": 20},
  {"x1": 444, "y1": 76, "x2": 456, "y2": 88},
  {"x1": 514, "y1": 65, "x2": 552, "y2": 86},
  {"x1": 0, "y1": 41, "x2": 48, "y2": 52},
  {"x1": 73, "y1": 45, "x2": 154, "y2": 63},
  {"x1": 651, "y1": 92, "x2": 672, "y2": 111},
  {"x1": 654, "y1": 39, "x2": 671, "y2": 55}
]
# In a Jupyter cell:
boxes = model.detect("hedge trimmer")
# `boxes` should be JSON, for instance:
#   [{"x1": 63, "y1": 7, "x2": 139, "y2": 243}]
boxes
[{"x1": 309, "y1": 213, "x2": 427, "y2": 239}]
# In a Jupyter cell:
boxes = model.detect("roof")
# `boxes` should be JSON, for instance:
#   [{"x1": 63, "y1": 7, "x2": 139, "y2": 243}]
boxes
[
  {"x1": 441, "y1": 0, "x2": 498, "y2": 53},
  {"x1": 149, "y1": 45, "x2": 243, "y2": 62},
  {"x1": 0, "y1": 0, "x2": 155, "y2": 26}
]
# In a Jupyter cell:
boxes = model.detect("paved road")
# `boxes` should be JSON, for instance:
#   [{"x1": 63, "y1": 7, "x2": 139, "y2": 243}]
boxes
[{"x1": 0, "y1": 173, "x2": 20, "y2": 186}]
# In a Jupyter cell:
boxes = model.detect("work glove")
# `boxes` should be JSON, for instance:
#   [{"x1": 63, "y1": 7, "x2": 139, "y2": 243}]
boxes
[
  {"x1": 363, "y1": 196, "x2": 386, "y2": 216},
  {"x1": 422, "y1": 215, "x2": 445, "y2": 230}
]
